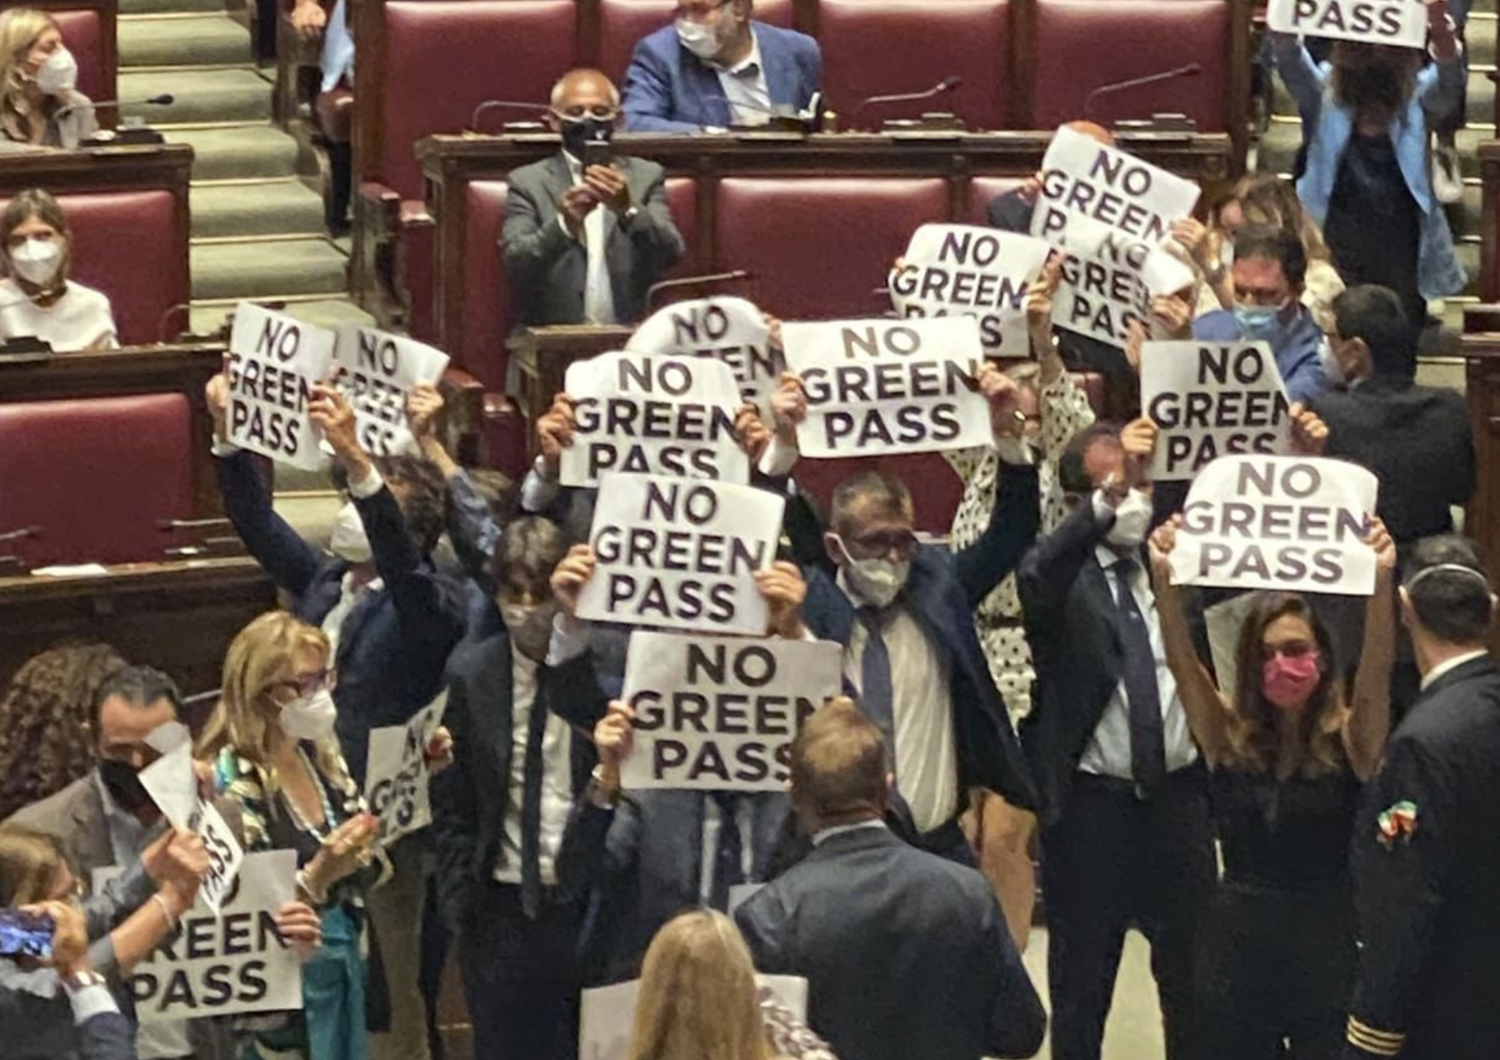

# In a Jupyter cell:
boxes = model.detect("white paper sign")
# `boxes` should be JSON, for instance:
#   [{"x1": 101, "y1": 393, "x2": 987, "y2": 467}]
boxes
[
  {"x1": 364, "y1": 692, "x2": 448, "y2": 847},
  {"x1": 889, "y1": 224, "x2": 1052, "y2": 356},
  {"x1": 138, "y1": 735, "x2": 245, "y2": 916},
  {"x1": 331, "y1": 326, "x2": 450, "y2": 457},
  {"x1": 191, "y1": 800, "x2": 246, "y2": 917},
  {"x1": 1142, "y1": 342, "x2": 1292, "y2": 480},
  {"x1": 1266, "y1": 0, "x2": 1427, "y2": 48},
  {"x1": 1032, "y1": 125, "x2": 1201, "y2": 262},
  {"x1": 618, "y1": 632, "x2": 843, "y2": 791},
  {"x1": 227, "y1": 303, "x2": 337, "y2": 471},
  {"x1": 580, "y1": 975, "x2": 808, "y2": 1060},
  {"x1": 138, "y1": 742, "x2": 199, "y2": 832},
  {"x1": 781, "y1": 317, "x2": 990, "y2": 457},
  {"x1": 1052, "y1": 248, "x2": 1150, "y2": 348},
  {"x1": 577, "y1": 474, "x2": 784, "y2": 635},
  {"x1": 561, "y1": 350, "x2": 749, "y2": 488},
  {"x1": 626, "y1": 297, "x2": 779, "y2": 419},
  {"x1": 1169, "y1": 455, "x2": 1379, "y2": 595},
  {"x1": 100, "y1": 850, "x2": 302, "y2": 1022}
]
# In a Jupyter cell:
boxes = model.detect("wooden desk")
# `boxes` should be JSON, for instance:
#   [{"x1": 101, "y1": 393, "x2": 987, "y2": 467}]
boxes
[
  {"x1": 0, "y1": 142, "x2": 192, "y2": 198},
  {"x1": 507, "y1": 325, "x2": 632, "y2": 440},
  {"x1": 1459, "y1": 323, "x2": 1500, "y2": 653},
  {"x1": 0, "y1": 558, "x2": 276, "y2": 697}
]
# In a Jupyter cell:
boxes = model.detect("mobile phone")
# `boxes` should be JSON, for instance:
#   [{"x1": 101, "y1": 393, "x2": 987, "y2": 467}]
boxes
[
  {"x1": 0, "y1": 909, "x2": 54, "y2": 958},
  {"x1": 582, "y1": 139, "x2": 613, "y2": 169}
]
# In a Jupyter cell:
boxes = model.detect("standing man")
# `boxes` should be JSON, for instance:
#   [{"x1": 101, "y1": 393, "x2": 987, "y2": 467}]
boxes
[
  {"x1": 503, "y1": 69, "x2": 685, "y2": 328},
  {"x1": 1017, "y1": 420, "x2": 1214, "y2": 1060},
  {"x1": 1343, "y1": 535, "x2": 1500, "y2": 1060},
  {"x1": 621, "y1": 0, "x2": 822, "y2": 133}
]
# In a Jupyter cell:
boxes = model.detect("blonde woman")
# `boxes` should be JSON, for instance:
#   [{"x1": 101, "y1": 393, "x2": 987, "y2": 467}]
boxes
[
  {"x1": 198, "y1": 611, "x2": 381, "y2": 1060},
  {"x1": 0, "y1": 8, "x2": 95, "y2": 150},
  {"x1": 0, "y1": 188, "x2": 118, "y2": 350},
  {"x1": 628, "y1": 909, "x2": 837, "y2": 1060}
]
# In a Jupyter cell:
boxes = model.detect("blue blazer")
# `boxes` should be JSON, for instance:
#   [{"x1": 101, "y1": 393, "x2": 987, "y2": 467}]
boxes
[
  {"x1": 622, "y1": 22, "x2": 822, "y2": 133},
  {"x1": 799, "y1": 463, "x2": 1042, "y2": 813},
  {"x1": 217, "y1": 451, "x2": 467, "y2": 783}
]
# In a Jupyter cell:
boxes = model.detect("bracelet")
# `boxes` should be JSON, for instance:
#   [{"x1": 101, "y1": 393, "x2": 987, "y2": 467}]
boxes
[{"x1": 151, "y1": 893, "x2": 179, "y2": 932}]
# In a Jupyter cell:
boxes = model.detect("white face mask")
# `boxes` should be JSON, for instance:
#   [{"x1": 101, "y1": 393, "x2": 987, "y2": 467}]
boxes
[
  {"x1": 1106, "y1": 488, "x2": 1153, "y2": 548},
  {"x1": 9, "y1": 237, "x2": 61, "y2": 286},
  {"x1": 280, "y1": 688, "x2": 338, "y2": 743},
  {"x1": 676, "y1": 16, "x2": 724, "y2": 60},
  {"x1": 34, "y1": 46, "x2": 77, "y2": 96},
  {"x1": 329, "y1": 501, "x2": 372, "y2": 563},
  {"x1": 833, "y1": 536, "x2": 911, "y2": 610}
]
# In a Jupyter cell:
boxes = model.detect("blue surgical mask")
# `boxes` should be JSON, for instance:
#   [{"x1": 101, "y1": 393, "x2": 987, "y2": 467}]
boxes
[{"x1": 1234, "y1": 303, "x2": 1289, "y2": 347}]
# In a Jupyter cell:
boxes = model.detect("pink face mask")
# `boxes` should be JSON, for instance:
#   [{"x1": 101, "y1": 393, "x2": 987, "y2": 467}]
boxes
[{"x1": 1261, "y1": 651, "x2": 1322, "y2": 711}]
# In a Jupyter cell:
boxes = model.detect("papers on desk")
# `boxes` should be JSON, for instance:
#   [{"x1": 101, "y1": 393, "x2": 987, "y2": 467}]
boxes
[{"x1": 31, "y1": 563, "x2": 110, "y2": 577}]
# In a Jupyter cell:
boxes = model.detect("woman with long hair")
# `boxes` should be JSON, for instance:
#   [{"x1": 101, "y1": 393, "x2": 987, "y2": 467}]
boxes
[
  {"x1": 0, "y1": 8, "x2": 95, "y2": 150},
  {"x1": 1149, "y1": 515, "x2": 1397, "y2": 1059},
  {"x1": 198, "y1": 611, "x2": 380, "y2": 1060},
  {"x1": 0, "y1": 188, "x2": 118, "y2": 350}
]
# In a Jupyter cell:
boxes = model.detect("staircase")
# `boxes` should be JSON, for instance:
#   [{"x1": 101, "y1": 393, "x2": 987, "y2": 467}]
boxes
[{"x1": 114, "y1": 0, "x2": 372, "y2": 335}]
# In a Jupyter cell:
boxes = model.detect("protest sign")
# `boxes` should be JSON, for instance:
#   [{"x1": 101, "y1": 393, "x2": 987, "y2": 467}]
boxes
[
  {"x1": 626, "y1": 297, "x2": 779, "y2": 418},
  {"x1": 1142, "y1": 341, "x2": 1292, "y2": 480},
  {"x1": 581, "y1": 975, "x2": 808, "y2": 1060},
  {"x1": 1032, "y1": 125, "x2": 1201, "y2": 262},
  {"x1": 365, "y1": 692, "x2": 448, "y2": 846},
  {"x1": 560, "y1": 350, "x2": 749, "y2": 488},
  {"x1": 780, "y1": 317, "x2": 990, "y2": 457},
  {"x1": 618, "y1": 632, "x2": 842, "y2": 791},
  {"x1": 1169, "y1": 455, "x2": 1379, "y2": 595},
  {"x1": 138, "y1": 728, "x2": 245, "y2": 915},
  {"x1": 1266, "y1": 0, "x2": 1426, "y2": 48},
  {"x1": 227, "y1": 303, "x2": 336, "y2": 471},
  {"x1": 577, "y1": 474, "x2": 784, "y2": 635},
  {"x1": 330, "y1": 326, "x2": 449, "y2": 457},
  {"x1": 888, "y1": 224, "x2": 1052, "y2": 356},
  {"x1": 1052, "y1": 248, "x2": 1149, "y2": 347}
]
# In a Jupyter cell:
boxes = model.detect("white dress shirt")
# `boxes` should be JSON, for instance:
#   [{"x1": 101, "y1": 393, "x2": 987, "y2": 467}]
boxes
[
  {"x1": 491, "y1": 648, "x2": 575, "y2": 887},
  {"x1": 559, "y1": 153, "x2": 617, "y2": 325},
  {"x1": 1077, "y1": 539, "x2": 1199, "y2": 780},
  {"x1": 840, "y1": 574, "x2": 961, "y2": 833},
  {"x1": 711, "y1": 30, "x2": 772, "y2": 127},
  {"x1": 1420, "y1": 649, "x2": 1490, "y2": 691},
  {"x1": 698, "y1": 795, "x2": 758, "y2": 906},
  {"x1": 0, "y1": 277, "x2": 117, "y2": 351}
]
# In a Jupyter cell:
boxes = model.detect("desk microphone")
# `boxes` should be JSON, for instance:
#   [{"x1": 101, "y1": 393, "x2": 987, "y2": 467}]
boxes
[
  {"x1": 646, "y1": 269, "x2": 752, "y2": 311},
  {"x1": 0, "y1": 525, "x2": 41, "y2": 544},
  {"x1": 1083, "y1": 64, "x2": 1202, "y2": 120},
  {"x1": 469, "y1": 99, "x2": 552, "y2": 133},
  {"x1": 157, "y1": 301, "x2": 194, "y2": 343},
  {"x1": 851, "y1": 76, "x2": 962, "y2": 126},
  {"x1": 57, "y1": 93, "x2": 174, "y2": 121}
]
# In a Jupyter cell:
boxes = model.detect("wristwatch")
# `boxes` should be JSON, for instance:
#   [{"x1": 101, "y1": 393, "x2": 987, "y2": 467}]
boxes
[
  {"x1": 618, "y1": 204, "x2": 641, "y2": 227},
  {"x1": 587, "y1": 764, "x2": 622, "y2": 809}
]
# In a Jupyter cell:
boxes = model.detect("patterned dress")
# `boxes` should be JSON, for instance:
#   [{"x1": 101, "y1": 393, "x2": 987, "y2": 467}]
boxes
[{"x1": 945, "y1": 371, "x2": 1095, "y2": 721}]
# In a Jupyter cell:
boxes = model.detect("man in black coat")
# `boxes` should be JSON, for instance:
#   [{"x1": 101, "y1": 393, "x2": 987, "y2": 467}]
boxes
[
  {"x1": 736, "y1": 698, "x2": 1045, "y2": 1060},
  {"x1": 1343, "y1": 535, "x2": 1500, "y2": 1060}
]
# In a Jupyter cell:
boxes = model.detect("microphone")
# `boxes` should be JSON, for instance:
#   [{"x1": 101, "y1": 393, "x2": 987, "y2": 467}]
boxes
[
  {"x1": 469, "y1": 99, "x2": 552, "y2": 133},
  {"x1": 58, "y1": 93, "x2": 174, "y2": 121},
  {"x1": 0, "y1": 525, "x2": 41, "y2": 544},
  {"x1": 157, "y1": 301, "x2": 194, "y2": 343},
  {"x1": 646, "y1": 269, "x2": 752, "y2": 311},
  {"x1": 1083, "y1": 64, "x2": 1202, "y2": 120},
  {"x1": 158, "y1": 517, "x2": 232, "y2": 531},
  {"x1": 851, "y1": 76, "x2": 963, "y2": 125}
]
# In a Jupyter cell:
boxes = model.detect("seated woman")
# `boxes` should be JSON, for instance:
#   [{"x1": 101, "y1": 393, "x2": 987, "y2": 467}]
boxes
[
  {"x1": 0, "y1": 8, "x2": 95, "y2": 150},
  {"x1": 0, "y1": 188, "x2": 117, "y2": 351}
]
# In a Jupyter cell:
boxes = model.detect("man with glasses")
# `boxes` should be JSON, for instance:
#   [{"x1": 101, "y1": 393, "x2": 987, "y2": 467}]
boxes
[
  {"x1": 621, "y1": 0, "x2": 822, "y2": 133},
  {"x1": 503, "y1": 68, "x2": 685, "y2": 329}
]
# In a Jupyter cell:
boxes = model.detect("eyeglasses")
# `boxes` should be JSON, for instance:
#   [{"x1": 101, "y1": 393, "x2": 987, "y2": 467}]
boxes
[
  {"x1": 845, "y1": 527, "x2": 920, "y2": 559},
  {"x1": 278, "y1": 667, "x2": 337, "y2": 698},
  {"x1": 673, "y1": 0, "x2": 731, "y2": 23}
]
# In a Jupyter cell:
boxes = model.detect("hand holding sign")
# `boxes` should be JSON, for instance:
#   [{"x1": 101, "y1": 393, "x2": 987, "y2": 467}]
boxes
[
  {"x1": 592, "y1": 700, "x2": 636, "y2": 797},
  {"x1": 538, "y1": 393, "x2": 578, "y2": 479},
  {"x1": 309, "y1": 384, "x2": 366, "y2": 472},
  {"x1": 1288, "y1": 402, "x2": 1330, "y2": 456},
  {"x1": 751, "y1": 560, "x2": 808, "y2": 638},
  {"x1": 302, "y1": 813, "x2": 378, "y2": 902},
  {"x1": 1024, "y1": 255, "x2": 1063, "y2": 354},
  {"x1": 273, "y1": 899, "x2": 323, "y2": 960},
  {"x1": 552, "y1": 543, "x2": 597, "y2": 622},
  {"x1": 139, "y1": 827, "x2": 210, "y2": 917}
]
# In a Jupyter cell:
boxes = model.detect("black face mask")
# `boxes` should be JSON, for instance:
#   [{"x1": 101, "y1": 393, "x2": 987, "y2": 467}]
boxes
[
  {"x1": 98, "y1": 759, "x2": 156, "y2": 815},
  {"x1": 559, "y1": 115, "x2": 613, "y2": 160},
  {"x1": 1337, "y1": 62, "x2": 1405, "y2": 112}
]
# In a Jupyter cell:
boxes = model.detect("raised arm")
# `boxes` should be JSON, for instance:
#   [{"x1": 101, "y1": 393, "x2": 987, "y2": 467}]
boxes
[
  {"x1": 1342, "y1": 519, "x2": 1397, "y2": 780},
  {"x1": 1267, "y1": 31, "x2": 1327, "y2": 130}
]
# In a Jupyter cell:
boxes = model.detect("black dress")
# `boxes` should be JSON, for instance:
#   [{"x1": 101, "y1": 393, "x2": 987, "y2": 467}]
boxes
[{"x1": 1198, "y1": 767, "x2": 1362, "y2": 1060}]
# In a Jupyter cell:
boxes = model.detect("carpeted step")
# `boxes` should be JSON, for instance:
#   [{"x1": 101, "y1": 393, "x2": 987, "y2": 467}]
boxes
[
  {"x1": 192, "y1": 180, "x2": 325, "y2": 239},
  {"x1": 169, "y1": 125, "x2": 298, "y2": 180},
  {"x1": 121, "y1": 68, "x2": 270, "y2": 124},
  {"x1": 189, "y1": 297, "x2": 375, "y2": 335},
  {"x1": 192, "y1": 239, "x2": 349, "y2": 300},
  {"x1": 1467, "y1": 12, "x2": 1497, "y2": 66},
  {"x1": 121, "y1": 0, "x2": 226, "y2": 14},
  {"x1": 118, "y1": 15, "x2": 251, "y2": 68}
]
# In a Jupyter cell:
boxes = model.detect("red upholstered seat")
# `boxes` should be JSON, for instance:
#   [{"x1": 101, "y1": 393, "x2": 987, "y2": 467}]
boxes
[
  {"x1": 0, "y1": 393, "x2": 193, "y2": 567},
  {"x1": 376, "y1": 0, "x2": 578, "y2": 199},
  {"x1": 50, "y1": 9, "x2": 109, "y2": 105},
  {"x1": 794, "y1": 454, "x2": 963, "y2": 535},
  {"x1": 597, "y1": 0, "x2": 794, "y2": 85},
  {"x1": 817, "y1": 0, "x2": 1010, "y2": 130},
  {"x1": 1030, "y1": 0, "x2": 1232, "y2": 131},
  {"x1": 714, "y1": 176, "x2": 946, "y2": 320},
  {"x1": 0, "y1": 189, "x2": 189, "y2": 347}
]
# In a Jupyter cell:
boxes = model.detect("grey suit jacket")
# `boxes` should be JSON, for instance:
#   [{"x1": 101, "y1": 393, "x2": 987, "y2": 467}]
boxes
[{"x1": 501, "y1": 152, "x2": 685, "y2": 327}]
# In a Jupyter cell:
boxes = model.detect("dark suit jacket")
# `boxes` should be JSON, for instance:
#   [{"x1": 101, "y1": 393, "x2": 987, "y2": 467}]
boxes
[
  {"x1": 429, "y1": 623, "x2": 597, "y2": 930},
  {"x1": 736, "y1": 826, "x2": 1046, "y2": 1060},
  {"x1": 501, "y1": 153, "x2": 685, "y2": 327},
  {"x1": 1346, "y1": 656, "x2": 1500, "y2": 1060},
  {"x1": 1309, "y1": 375, "x2": 1475, "y2": 547},
  {"x1": 0, "y1": 987, "x2": 139, "y2": 1060},
  {"x1": 799, "y1": 463, "x2": 1042, "y2": 812},
  {"x1": 217, "y1": 450, "x2": 467, "y2": 783},
  {"x1": 621, "y1": 22, "x2": 822, "y2": 133}
]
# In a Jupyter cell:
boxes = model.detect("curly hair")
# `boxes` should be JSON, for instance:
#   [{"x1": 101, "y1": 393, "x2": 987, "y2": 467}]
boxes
[{"x1": 0, "y1": 642, "x2": 127, "y2": 821}]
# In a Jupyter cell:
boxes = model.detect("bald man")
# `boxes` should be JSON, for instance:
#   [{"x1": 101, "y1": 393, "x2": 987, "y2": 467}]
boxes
[{"x1": 501, "y1": 69, "x2": 685, "y2": 329}]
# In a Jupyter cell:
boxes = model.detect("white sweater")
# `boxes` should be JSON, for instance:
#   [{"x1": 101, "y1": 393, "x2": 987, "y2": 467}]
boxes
[{"x1": 0, "y1": 276, "x2": 118, "y2": 351}]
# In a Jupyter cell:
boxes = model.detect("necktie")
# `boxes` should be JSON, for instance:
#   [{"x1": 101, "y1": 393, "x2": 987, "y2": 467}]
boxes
[
  {"x1": 582, "y1": 202, "x2": 615, "y2": 325},
  {"x1": 519, "y1": 688, "x2": 550, "y2": 918},
  {"x1": 856, "y1": 608, "x2": 898, "y2": 777},
  {"x1": 709, "y1": 792, "x2": 743, "y2": 911},
  {"x1": 1111, "y1": 558, "x2": 1167, "y2": 793}
]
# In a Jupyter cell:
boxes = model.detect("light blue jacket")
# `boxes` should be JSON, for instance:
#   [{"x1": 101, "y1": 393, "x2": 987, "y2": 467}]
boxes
[{"x1": 1270, "y1": 37, "x2": 1466, "y2": 301}]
